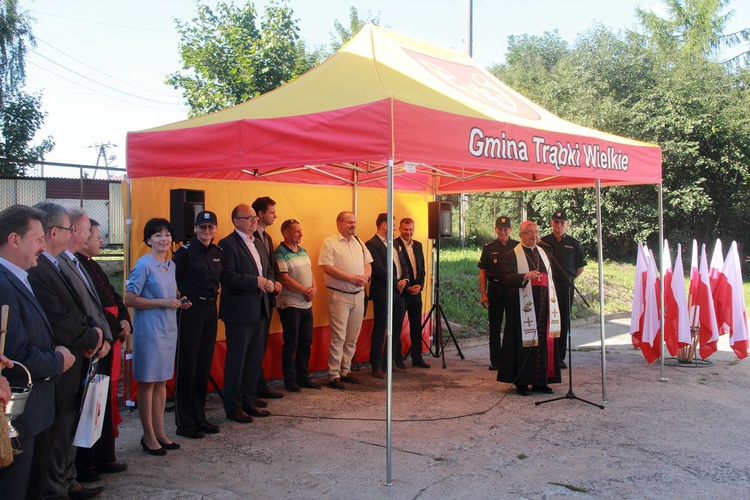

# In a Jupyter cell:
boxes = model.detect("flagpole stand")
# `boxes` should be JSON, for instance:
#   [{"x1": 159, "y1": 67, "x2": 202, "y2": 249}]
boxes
[{"x1": 667, "y1": 328, "x2": 712, "y2": 367}]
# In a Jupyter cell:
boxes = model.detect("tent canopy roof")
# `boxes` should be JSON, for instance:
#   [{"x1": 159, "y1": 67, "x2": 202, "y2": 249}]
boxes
[{"x1": 127, "y1": 25, "x2": 661, "y2": 193}]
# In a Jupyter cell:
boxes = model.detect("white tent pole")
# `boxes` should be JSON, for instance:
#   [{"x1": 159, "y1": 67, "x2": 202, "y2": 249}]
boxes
[
  {"x1": 385, "y1": 158, "x2": 394, "y2": 486},
  {"x1": 595, "y1": 179, "x2": 607, "y2": 404},
  {"x1": 658, "y1": 183, "x2": 668, "y2": 382},
  {"x1": 124, "y1": 177, "x2": 134, "y2": 411}
]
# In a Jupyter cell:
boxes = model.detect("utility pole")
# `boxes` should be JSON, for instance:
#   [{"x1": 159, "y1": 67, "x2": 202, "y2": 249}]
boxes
[
  {"x1": 459, "y1": 0, "x2": 474, "y2": 246},
  {"x1": 92, "y1": 142, "x2": 118, "y2": 179}
]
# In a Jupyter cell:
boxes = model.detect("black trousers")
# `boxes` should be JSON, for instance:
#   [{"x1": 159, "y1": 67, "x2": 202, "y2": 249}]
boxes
[
  {"x1": 223, "y1": 318, "x2": 266, "y2": 413},
  {"x1": 279, "y1": 306, "x2": 314, "y2": 384},
  {"x1": 403, "y1": 293, "x2": 425, "y2": 362},
  {"x1": 487, "y1": 281, "x2": 509, "y2": 366},
  {"x1": 369, "y1": 294, "x2": 406, "y2": 371},
  {"x1": 175, "y1": 300, "x2": 218, "y2": 429},
  {"x1": 44, "y1": 391, "x2": 80, "y2": 498}
]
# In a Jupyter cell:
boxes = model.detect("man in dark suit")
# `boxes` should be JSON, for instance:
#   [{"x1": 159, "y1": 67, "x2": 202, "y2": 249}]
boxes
[
  {"x1": 366, "y1": 213, "x2": 409, "y2": 379},
  {"x1": 0, "y1": 204, "x2": 74, "y2": 500},
  {"x1": 395, "y1": 218, "x2": 430, "y2": 368},
  {"x1": 218, "y1": 204, "x2": 281, "y2": 423},
  {"x1": 251, "y1": 196, "x2": 283, "y2": 400},
  {"x1": 28, "y1": 203, "x2": 105, "y2": 500}
]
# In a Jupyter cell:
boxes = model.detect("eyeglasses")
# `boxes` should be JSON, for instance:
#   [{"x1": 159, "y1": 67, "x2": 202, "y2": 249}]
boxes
[
  {"x1": 197, "y1": 224, "x2": 216, "y2": 230},
  {"x1": 281, "y1": 219, "x2": 299, "y2": 232},
  {"x1": 54, "y1": 226, "x2": 72, "y2": 232},
  {"x1": 234, "y1": 215, "x2": 259, "y2": 221}
]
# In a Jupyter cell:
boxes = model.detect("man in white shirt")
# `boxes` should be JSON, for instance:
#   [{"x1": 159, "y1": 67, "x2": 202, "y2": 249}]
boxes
[{"x1": 318, "y1": 211, "x2": 372, "y2": 389}]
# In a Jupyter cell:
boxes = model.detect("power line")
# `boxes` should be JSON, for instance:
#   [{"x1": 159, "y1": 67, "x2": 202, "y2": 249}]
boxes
[
  {"x1": 31, "y1": 10, "x2": 175, "y2": 34},
  {"x1": 35, "y1": 37, "x2": 180, "y2": 98},
  {"x1": 31, "y1": 51, "x2": 184, "y2": 105},
  {"x1": 28, "y1": 61, "x2": 188, "y2": 113}
]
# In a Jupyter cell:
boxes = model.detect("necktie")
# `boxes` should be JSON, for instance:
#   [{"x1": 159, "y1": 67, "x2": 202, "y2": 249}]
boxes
[{"x1": 73, "y1": 256, "x2": 93, "y2": 292}]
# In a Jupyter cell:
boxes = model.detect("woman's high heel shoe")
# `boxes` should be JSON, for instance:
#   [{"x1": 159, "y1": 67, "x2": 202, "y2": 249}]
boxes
[
  {"x1": 157, "y1": 439, "x2": 180, "y2": 450},
  {"x1": 141, "y1": 437, "x2": 167, "y2": 456}
]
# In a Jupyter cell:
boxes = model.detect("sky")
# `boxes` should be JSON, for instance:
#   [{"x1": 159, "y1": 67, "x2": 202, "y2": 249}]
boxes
[{"x1": 20, "y1": 0, "x2": 750, "y2": 175}]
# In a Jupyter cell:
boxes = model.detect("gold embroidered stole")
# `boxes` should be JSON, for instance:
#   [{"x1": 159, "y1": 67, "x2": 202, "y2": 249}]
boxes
[{"x1": 514, "y1": 245, "x2": 561, "y2": 347}]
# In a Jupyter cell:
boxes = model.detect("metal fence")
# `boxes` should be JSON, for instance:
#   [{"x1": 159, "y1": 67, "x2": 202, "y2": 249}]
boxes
[{"x1": 0, "y1": 163, "x2": 126, "y2": 248}]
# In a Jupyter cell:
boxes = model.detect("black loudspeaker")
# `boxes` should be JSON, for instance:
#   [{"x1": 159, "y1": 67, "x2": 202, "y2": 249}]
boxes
[
  {"x1": 428, "y1": 201, "x2": 452, "y2": 239},
  {"x1": 170, "y1": 189, "x2": 205, "y2": 242}
]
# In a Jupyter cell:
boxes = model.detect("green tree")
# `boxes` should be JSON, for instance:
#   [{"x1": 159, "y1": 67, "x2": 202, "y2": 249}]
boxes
[
  {"x1": 329, "y1": 6, "x2": 380, "y2": 53},
  {"x1": 491, "y1": 20, "x2": 750, "y2": 262},
  {"x1": 636, "y1": 0, "x2": 750, "y2": 66},
  {"x1": 0, "y1": 0, "x2": 53, "y2": 176},
  {"x1": 166, "y1": 0, "x2": 317, "y2": 117}
]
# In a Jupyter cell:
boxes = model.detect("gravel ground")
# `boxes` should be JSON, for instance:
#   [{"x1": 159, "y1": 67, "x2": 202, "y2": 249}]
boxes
[{"x1": 92, "y1": 317, "x2": 750, "y2": 499}]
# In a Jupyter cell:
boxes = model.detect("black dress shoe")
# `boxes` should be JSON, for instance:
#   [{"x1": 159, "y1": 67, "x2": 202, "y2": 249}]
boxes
[
  {"x1": 258, "y1": 387, "x2": 284, "y2": 399},
  {"x1": 532, "y1": 385, "x2": 554, "y2": 394},
  {"x1": 328, "y1": 378, "x2": 346, "y2": 390},
  {"x1": 560, "y1": 360, "x2": 568, "y2": 369},
  {"x1": 515, "y1": 385, "x2": 532, "y2": 396},
  {"x1": 243, "y1": 404, "x2": 271, "y2": 417},
  {"x1": 140, "y1": 437, "x2": 167, "y2": 456},
  {"x1": 197, "y1": 421, "x2": 220, "y2": 434},
  {"x1": 340, "y1": 374, "x2": 360, "y2": 384},
  {"x1": 488, "y1": 363, "x2": 499, "y2": 371},
  {"x1": 394, "y1": 360, "x2": 407, "y2": 370},
  {"x1": 297, "y1": 378, "x2": 321, "y2": 389},
  {"x1": 412, "y1": 360, "x2": 431, "y2": 368},
  {"x1": 254, "y1": 399, "x2": 268, "y2": 408},
  {"x1": 284, "y1": 381, "x2": 301, "y2": 392},
  {"x1": 94, "y1": 462, "x2": 128, "y2": 474},
  {"x1": 156, "y1": 438, "x2": 181, "y2": 450},
  {"x1": 76, "y1": 469, "x2": 102, "y2": 483},
  {"x1": 176, "y1": 426, "x2": 205, "y2": 439},
  {"x1": 226, "y1": 408, "x2": 253, "y2": 423},
  {"x1": 68, "y1": 484, "x2": 104, "y2": 499}
]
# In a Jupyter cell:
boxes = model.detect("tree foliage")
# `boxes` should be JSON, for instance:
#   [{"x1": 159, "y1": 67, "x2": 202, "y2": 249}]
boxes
[
  {"x1": 636, "y1": 0, "x2": 750, "y2": 67},
  {"x1": 329, "y1": 6, "x2": 381, "y2": 53},
  {"x1": 166, "y1": 0, "x2": 317, "y2": 117},
  {"x1": 490, "y1": 11, "x2": 750, "y2": 263},
  {"x1": 0, "y1": 0, "x2": 52, "y2": 177}
]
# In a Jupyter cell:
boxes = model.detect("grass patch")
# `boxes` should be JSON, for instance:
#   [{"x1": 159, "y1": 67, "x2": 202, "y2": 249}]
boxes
[{"x1": 438, "y1": 247, "x2": 639, "y2": 337}]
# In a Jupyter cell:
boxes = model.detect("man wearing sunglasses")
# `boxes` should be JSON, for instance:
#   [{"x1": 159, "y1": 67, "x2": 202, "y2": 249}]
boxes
[{"x1": 173, "y1": 211, "x2": 223, "y2": 438}]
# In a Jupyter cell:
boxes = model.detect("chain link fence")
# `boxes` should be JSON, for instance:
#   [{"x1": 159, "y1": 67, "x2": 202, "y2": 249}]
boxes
[{"x1": 0, "y1": 163, "x2": 126, "y2": 251}]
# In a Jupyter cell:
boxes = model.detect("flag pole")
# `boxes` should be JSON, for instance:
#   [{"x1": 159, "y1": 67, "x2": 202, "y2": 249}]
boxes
[{"x1": 658, "y1": 183, "x2": 668, "y2": 382}]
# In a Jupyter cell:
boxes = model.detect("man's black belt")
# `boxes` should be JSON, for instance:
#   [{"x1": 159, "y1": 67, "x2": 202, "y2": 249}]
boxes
[
  {"x1": 188, "y1": 295, "x2": 217, "y2": 303},
  {"x1": 326, "y1": 286, "x2": 363, "y2": 295},
  {"x1": 489, "y1": 278, "x2": 502, "y2": 283}
]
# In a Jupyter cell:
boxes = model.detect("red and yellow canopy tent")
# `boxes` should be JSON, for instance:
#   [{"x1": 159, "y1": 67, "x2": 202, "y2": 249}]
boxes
[{"x1": 125, "y1": 25, "x2": 662, "y2": 401}]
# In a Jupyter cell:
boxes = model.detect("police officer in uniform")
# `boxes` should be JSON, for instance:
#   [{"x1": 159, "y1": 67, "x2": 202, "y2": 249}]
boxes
[
  {"x1": 541, "y1": 210, "x2": 586, "y2": 369},
  {"x1": 478, "y1": 216, "x2": 519, "y2": 371},
  {"x1": 174, "y1": 210, "x2": 223, "y2": 438}
]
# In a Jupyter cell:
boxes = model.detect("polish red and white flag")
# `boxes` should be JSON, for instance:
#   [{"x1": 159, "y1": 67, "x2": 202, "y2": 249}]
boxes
[
  {"x1": 639, "y1": 247, "x2": 662, "y2": 363},
  {"x1": 690, "y1": 243, "x2": 720, "y2": 358},
  {"x1": 708, "y1": 239, "x2": 729, "y2": 335},
  {"x1": 629, "y1": 243, "x2": 648, "y2": 344},
  {"x1": 663, "y1": 241, "x2": 690, "y2": 356},
  {"x1": 715, "y1": 242, "x2": 749, "y2": 359}
]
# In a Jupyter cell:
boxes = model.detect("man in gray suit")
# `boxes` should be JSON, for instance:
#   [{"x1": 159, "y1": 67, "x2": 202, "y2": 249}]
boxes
[
  {"x1": 28, "y1": 203, "x2": 106, "y2": 500},
  {"x1": 0, "y1": 205, "x2": 74, "y2": 500}
]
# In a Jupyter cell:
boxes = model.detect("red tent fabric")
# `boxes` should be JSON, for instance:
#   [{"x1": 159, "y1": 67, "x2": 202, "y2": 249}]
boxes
[{"x1": 126, "y1": 25, "x2": 661, "y2": 192}]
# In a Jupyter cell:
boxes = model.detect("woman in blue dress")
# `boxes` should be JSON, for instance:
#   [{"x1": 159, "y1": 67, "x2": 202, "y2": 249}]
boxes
[{"x1": 125, "y1": 218, "x2": 190, "y2": 455}]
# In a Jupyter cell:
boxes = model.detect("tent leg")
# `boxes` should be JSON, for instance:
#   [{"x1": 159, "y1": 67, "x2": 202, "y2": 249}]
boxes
[{"x1": 595, "y1": 180, "x2": 607, "y2": 405}]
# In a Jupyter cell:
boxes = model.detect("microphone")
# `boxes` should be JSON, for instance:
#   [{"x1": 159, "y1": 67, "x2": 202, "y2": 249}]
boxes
[{"x1": 536, "y1": 240, "x2": 551, "y2": 248}]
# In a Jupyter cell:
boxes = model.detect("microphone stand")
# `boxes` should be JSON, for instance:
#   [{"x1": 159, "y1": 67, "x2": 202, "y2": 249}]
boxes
[{"x1": 535, "y1": 241, "x2": 604, "y2": 410}]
